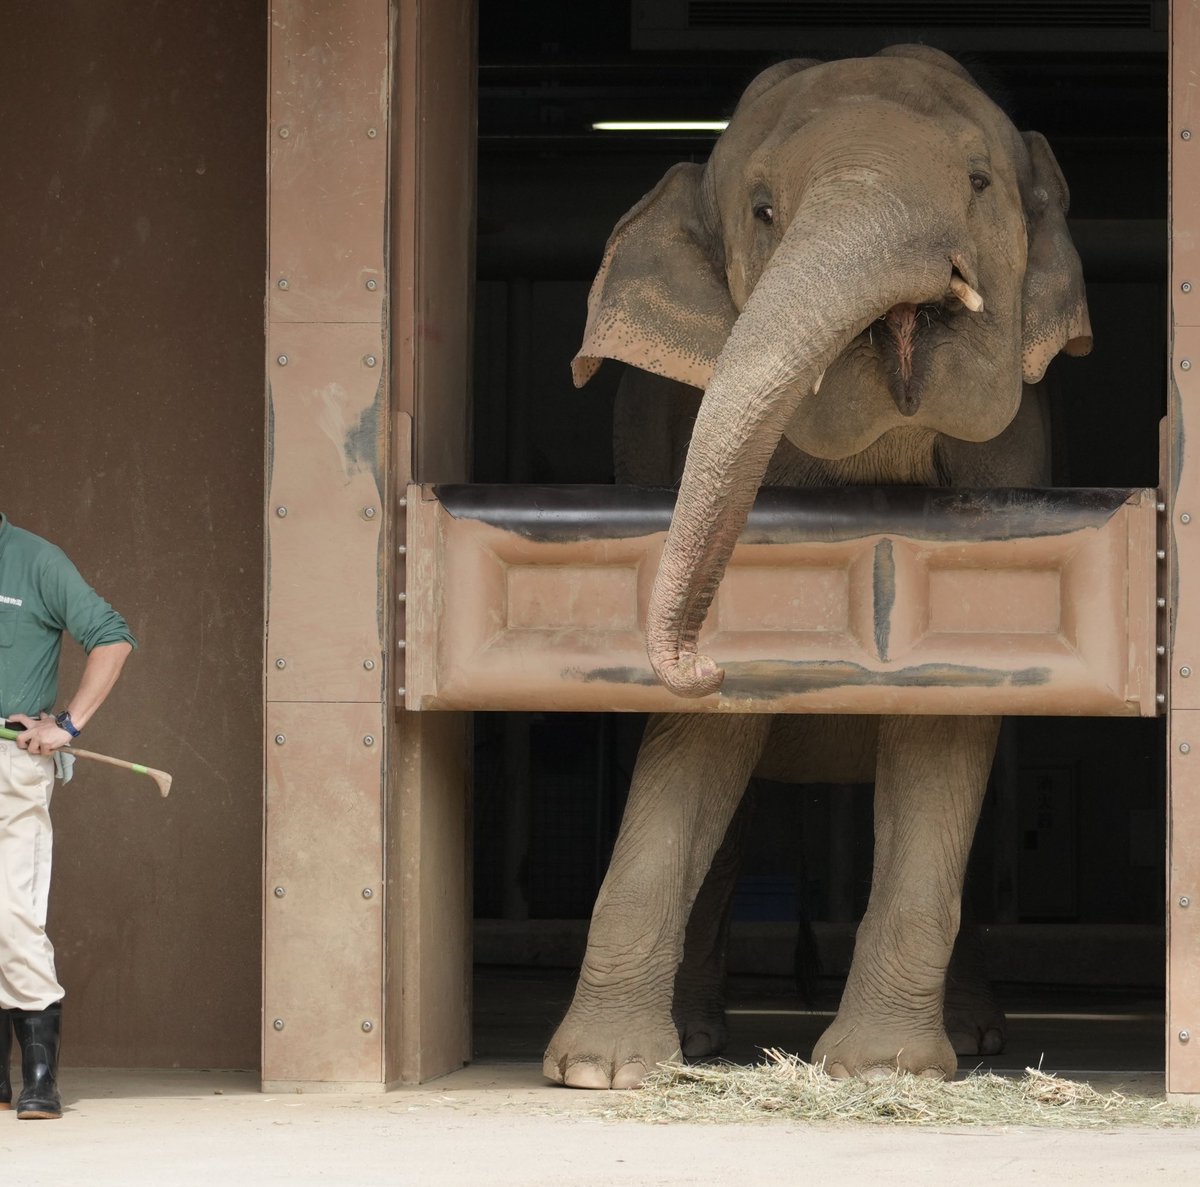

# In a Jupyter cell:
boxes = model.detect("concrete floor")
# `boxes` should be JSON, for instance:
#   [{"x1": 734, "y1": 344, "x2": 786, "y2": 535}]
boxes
[{"x1": 4, "y1": 972, "x2": 1198, "y2": 1187}]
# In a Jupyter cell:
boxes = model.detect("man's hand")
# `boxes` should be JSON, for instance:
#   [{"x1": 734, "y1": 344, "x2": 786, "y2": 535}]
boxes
[{"x1": 7, "y1": 714, "x2": 73, "y2": 755}]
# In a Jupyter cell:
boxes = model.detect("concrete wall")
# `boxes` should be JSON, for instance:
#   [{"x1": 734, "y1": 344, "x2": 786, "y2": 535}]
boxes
[{"x1": 0, "y1": 1, "x2": 265, "y2": 1067}]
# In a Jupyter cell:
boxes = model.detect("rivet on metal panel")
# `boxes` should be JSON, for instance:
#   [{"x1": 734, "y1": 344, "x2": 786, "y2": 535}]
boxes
[
  {"x1": 273, "y1": 1019, "x2": 285, "y2": 1031},
  {"x1": 274, "y1": 734, "x2": 286, "y2": 746},
  {"x1": 1183, "y1": 667, "x2": 1193, "y2": 678},
  {"x1": 1183, "y1": 513, "x2": 1193, "y2": 524},
  {"x1": 1158, "y1": 550, "x2": 1167, "y2": 560},
  {"x1": 365, "y1": 279, "x2": 378, "y2": 291},
  {"x1": 362, "y1": 506, "x2": 377, "y2": 520},
  {"x1": 363, "y1": 659, "x2": 376, "y2": 671},
  {"x1": 1158, "y1": 502, "x2": 1167, "y2": 513},
  {"x1": 1184, "y1": 282, "x2": 1193, "y2": 294},
  {"x1": 276, "y1": 354, "x2": 288, "y2": 366},
  {"x1": 397, "y1": 545, "x2": 407, "y2": 556},
  {"x1": 1182, "y1": 896, "x2": 1192, "y2": 908},
  {"x1": 362, "y1": 887, "x2": 374, "y2": 899},
  {"x1": 273, "y1": 886, "x2": 285, "y2": 898},
  {"x1": 276, "y1": 506, "x2": 288, "y2": 518},
  {"x1": 1159, "y1": 646, "x2": 1167, "y2": 656},
  {"x1": 1158, "y1": 694, "x2": 1167, "y2": 704},
  {"x1": 398, "y1": 687, "x2": 406, "y2": 698},
  {"x1": 1158, "y1": 597, "x2": 1168, "y2": 608},
  {"x1": 366, "y1": 127, "x2": 378, "y2": 139},
  {"x1": 397, "y1": 640, "x2": 406, "y2": 651},
  {"x1": 1182, "y1": 1030, "x2": 1192, "y2": 1043},
  {"x1": 398, "y1": 497, "x2": 407, "y2": 508},
  {"x1": 1182, "y1": 359, "x2": 1192, "y2": 372},
  {"x1": 1180, "y1": 743, "x2": 1191, "y2": 754},
  {"x1": 362, "y1": 1020, "x2": 374, "y2": 1032},
  {"x1": 278, "y1": 127, "x2": 290, "y2": 139},
  {"x1": 277, "y1": 278, "x2": 289, "y2": 290},
  {"x1": 275, "y1": 658, "x2": 287, "y2": 670},
  {"x1": 398, "y1": 592, "x2": 407, "y2": 603},
  {"x1": 364, "y1": 355, "x2": 378, "y2": 368},
  {"x1": 363, "y1": 735, "x2": 375, "y2": 746},
  {"x1": 1184, "y1": 129, "x2": 1193, "y2": 141}
]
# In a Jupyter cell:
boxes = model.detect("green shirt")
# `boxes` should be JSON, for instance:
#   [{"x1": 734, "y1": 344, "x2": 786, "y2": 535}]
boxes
[{"x1": 0, "y1": 513, "x2": 137, "y2": 718}]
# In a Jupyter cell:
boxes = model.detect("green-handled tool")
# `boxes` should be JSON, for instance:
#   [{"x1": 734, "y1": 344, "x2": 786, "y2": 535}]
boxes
[{"x1": 0, "y1": 726, "x2": 172, "y2": 797}]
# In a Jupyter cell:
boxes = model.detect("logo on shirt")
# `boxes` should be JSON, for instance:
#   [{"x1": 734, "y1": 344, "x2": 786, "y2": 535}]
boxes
[{"x1": 0, "y1": 594, "x2": 22, "y2": 607}]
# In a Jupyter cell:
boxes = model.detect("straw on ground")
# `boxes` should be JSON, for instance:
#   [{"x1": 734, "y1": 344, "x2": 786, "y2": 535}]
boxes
[{"x1": 605, "y1": 1049, "x2": 1200, "y2": 1129}]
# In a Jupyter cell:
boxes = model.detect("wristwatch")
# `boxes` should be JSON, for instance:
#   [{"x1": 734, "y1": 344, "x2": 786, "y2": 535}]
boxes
[{"x1": 54, "y1": 710, "x2": 81, "y2": 738}]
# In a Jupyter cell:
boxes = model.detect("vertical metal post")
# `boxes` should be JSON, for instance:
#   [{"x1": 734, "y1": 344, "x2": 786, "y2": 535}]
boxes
[
  {"x1": 263, "y1": 0, "x2": 391, "y2": 1090},
  {"x1": 387, "y1": 0, "x2": 476, "y2": 1083},
  {"x1": 1168, "y1": 0, "x2": 1200, "y2": 1103}
]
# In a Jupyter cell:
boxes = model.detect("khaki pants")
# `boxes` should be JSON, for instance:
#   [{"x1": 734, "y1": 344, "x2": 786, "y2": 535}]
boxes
[{"x1": 0, "y1": 736, "x2": 64, "y2": 1009}]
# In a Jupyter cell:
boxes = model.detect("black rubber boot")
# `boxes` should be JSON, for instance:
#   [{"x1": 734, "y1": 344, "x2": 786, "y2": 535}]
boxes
[
  {"x1": 12, "y1": 1003, "x2": 62, "y2": 1119},
  {"x1": 0, "y1": 1009, "x2": 11, "y2": 1108}
]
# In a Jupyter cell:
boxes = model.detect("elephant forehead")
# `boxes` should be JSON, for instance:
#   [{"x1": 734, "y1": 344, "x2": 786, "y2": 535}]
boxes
[{"x1": 719, "y1": 55, "x2": 1014, "y2": 165}]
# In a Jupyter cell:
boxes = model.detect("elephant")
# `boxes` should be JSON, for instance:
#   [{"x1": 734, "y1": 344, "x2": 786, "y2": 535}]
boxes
[{"x1": 542, "y1": 45, "x2": 1091, "y2": 1090}]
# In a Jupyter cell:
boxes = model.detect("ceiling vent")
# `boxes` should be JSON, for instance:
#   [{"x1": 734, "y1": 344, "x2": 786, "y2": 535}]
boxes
[{"x1": 633, "y1": 0, "x2": 1168, "y2": 53}]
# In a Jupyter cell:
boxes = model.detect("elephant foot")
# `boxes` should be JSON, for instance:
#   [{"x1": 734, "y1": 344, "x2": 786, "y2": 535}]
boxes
[
  {"x1": 812, "y1": 1011, "x2": 957, "y2": 1081},
  {"x1": 943, "y1": 980, "x2": 1007, "y2": 1057},
  {"x1": 672, "y1": 988, "x2": 729, "y2": 1059},
  {"x1": 544, "y1": 1002, "x2": 681, "y2": 1090}
]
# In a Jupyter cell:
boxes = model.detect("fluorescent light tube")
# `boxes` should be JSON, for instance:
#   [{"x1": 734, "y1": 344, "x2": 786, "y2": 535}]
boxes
[{"x1": 591, "y1": 120, "x2": 729, "y2": 132}]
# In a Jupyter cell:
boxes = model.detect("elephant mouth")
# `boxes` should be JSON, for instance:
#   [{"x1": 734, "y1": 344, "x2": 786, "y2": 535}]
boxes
[{"x1": 868, "y1": 299, "x2": 956, "y2": 417}]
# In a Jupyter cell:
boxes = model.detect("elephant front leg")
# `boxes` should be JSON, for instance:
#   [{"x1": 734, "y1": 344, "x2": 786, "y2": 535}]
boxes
[
  {"x1": 544, "y1": 713, "x2": 771, "y2": 1089},
  {"x1": 813, "y1": 714, "x2": 999, "y2": 1080},
  {"x1": 671, "y1": 792, "x2": 754, "y2": 1058}
]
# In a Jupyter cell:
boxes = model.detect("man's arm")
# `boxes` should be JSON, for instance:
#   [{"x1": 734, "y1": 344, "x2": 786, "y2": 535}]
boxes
[{"x1": 11, "y1": 640, "x2": 133, "y2": 755}]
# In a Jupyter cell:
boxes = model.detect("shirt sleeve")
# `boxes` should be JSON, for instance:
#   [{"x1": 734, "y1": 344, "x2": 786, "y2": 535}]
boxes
[{"x1": 35, "y1": 547, "x2": 138, "y2": 653}]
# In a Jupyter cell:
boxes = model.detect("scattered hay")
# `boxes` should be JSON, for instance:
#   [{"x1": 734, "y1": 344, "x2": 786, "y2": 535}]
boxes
[{"x1": 605, "y1": 1049, "x2": 1200, "y2": 1129}]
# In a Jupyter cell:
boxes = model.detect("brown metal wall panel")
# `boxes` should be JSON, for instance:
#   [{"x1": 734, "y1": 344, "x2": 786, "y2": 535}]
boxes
[
  {"x1": 1169, "y1": 0, "x2": 1200, "y2": 1100},
  {"x1": 0, "y1": 3, "x2": 265, "y2": 1067},
  {"x1": 390, "y1": 0, "x2": 475, "y2": 483},
  {"x1": 263, "y1": 702, "x2": 384, "y2": 1086},
  {"x1": 405, "y1": 485, "x2": 1158, "y2": 717},
  {"x1": 265, "y1": 323, "x2": 386, "y2": 701},
  {"x1": 268, "y1": 0, "x2": 389, "y2": 323},
  {"x1": 1168, "y1": 714, "x2": 1200, "y2": 1094},
  {"x1": 385, "y1": 711, "x2": 472, "y2": 1083},
  {"x1": 1171, "y1": 326, "x2": 1200, "y2": 712}
]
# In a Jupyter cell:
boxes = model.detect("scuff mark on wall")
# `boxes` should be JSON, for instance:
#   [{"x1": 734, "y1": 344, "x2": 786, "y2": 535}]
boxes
[
  {"x1": 343, "y1": 374, "x2": 385, "y2": 493},
  {"x1": 580, "y1": 659, "x2": 1052, "y2": 697},
  {"x1": 873, "y1": 538, "x2": 895, "y2": 663}
]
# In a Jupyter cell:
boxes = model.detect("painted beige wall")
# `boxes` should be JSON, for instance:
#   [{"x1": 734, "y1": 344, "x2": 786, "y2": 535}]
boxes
[{"x1": 0, "y1": 2, "x2": 265, "y2": 1066}]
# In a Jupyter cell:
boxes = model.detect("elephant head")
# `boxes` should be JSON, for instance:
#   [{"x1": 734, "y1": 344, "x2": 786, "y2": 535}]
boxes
[{"x1": 572, "y1": 45, "x2": 1091, "y2": 698}]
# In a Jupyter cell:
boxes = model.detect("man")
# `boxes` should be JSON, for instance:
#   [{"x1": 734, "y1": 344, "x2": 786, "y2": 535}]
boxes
[{"x1": 0, "y1": 512, "x2": 135, "y2": 1120}]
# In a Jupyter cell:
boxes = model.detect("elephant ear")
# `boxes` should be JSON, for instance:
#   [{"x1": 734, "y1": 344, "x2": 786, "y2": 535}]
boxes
[
  {"x1": 572, "y1": 162, "x2": 736, "y2": 391},
  {"x1": 1021, "y1": 131, "x2": 1093, "y2": 383}
]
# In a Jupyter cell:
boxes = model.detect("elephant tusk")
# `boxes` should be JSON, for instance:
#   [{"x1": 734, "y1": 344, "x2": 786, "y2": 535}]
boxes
[
  {"x1": 949, "y1": 275, "x2": 984, "y2": 313},
  {"x1": 813, "y1": 369, "x2": 825, "y2": 394}
]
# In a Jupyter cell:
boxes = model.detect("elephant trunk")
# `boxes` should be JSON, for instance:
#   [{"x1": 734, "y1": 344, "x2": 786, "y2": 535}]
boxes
[{"x1": 647, "y1": 185, "x2": 979, "y2": 697}]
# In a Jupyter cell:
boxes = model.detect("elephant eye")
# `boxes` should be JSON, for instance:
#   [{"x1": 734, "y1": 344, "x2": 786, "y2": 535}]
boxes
[
  {"x1": 753, "y1": 203, "x2": 774, "y2": 225},
  {"x1": 969, "y1": 171, "x2": 991, "y2": 194}
]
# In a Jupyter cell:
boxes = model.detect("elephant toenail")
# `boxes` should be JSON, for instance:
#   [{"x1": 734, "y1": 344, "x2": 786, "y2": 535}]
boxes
[{"x1": 611, "y1": 1062, "x2": 650, "y2": 1090}]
